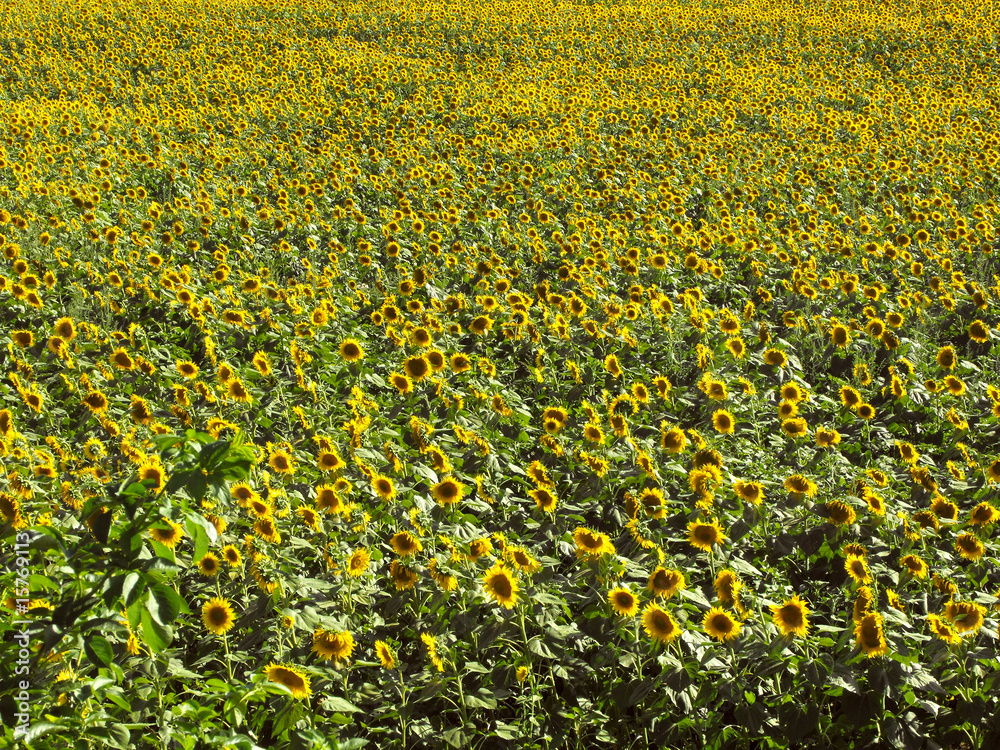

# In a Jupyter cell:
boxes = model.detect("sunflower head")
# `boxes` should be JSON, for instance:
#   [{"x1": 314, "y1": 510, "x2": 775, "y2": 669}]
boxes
[
  {"x1": 704, "y1": 606, "x2": 742, "y2": 642},
  {"x1": 201, "y1": 597, "x2": 236, "y2": 635}
]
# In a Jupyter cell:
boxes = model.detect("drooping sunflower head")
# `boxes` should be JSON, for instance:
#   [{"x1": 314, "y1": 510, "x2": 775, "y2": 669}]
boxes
[
  {"x1": 854, "y1": 612, "x2": 888, "y2": 657},
  {"x1": 265, "y1": 663, "x2": 311, "y2": 699},
  {"x1": 374, "y1": 640, "x2": 396, "y2": 670},
  {"x1": 713, "y1": 570, "x2": 742, "y2": 605}
]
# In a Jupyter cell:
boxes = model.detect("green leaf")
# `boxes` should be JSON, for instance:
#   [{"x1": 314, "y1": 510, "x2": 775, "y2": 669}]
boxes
[
  {"x1": 122, "y1": 572, "x2": 144, "y2": 607},
  {"x1": 85, "y1": 635, "x2": 114, "y2": 669},
  {"x1": 18, "y1": 721, "x2": 61, "y2": 743},
  {"x1": 188, "y1": 517, "x2": 210, "y2": 562},
  {"x1": 106, "y1": 724, "x2": 130, "y2": 749},
  {"x1": 140, "y1": 605, "x2": 173, "y2": 652},
  {"x1": 147, "y1": 583, "x2": 186, "y2": 626},
  {"x1": 324, "y1": 696, "x2": 361, "y2": 713},
  {"x1": 126, "y1": 597, "x2": 143, "y2": 631}
]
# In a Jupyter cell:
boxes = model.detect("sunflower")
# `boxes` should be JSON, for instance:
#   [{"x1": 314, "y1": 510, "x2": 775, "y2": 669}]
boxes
[
  {"x1": 421, "y1": 632, "x2": 446, "y2": 672},
  {"x1": 969, "y1": 502, "x2": 999, "y2": 526},
  {"x1": 247, "y1": 497, "x2": 272, "y2": 518},
  {"x1": 713, "y1": 570, "x2": 742, "y2": 605},
  {"x1": 110, "y1": 347, "x2": 135, "y2": 370},
  {"x1": 638, "y1": 487, "x2": 666, "y2": 519},
  {"x1": 831, "y1": 324, "x2": 851, "y2": 347},
  {"x1": 390, "y1": 560, "x2": 418, "y2": 590},
  {"x1": 927, "y1": 614, "x2": 961, "y2": 645},
  {"x1": 954, "y1": 532, "x2": 984, "y2": 561},
  {"x1": 704, "y1": 607, "x2": 742, "y2": 642},
  {"x1": 771, "y1": 595, "x2": 810, "y2": 637},
  {"x1": 374, "y1": 640, "x2": 396, "y2": 670},
  {"x1": 597, "y1": 587, "x2": 637, "y2": 619},
  {"x1": 687, "y1": 520, "x2": 726, "y2": 553},
  {"x1": 498, "y1": 547, "x2": 537, "y2": 575},
  {"x1": 197, "y1": 552, "x2": 221, "y2": 577},
  {"x1": 642, "y1": 603, "x2": 681, "y2": 643},
  {"x1": 268, "y1": 448, "x2": 296, "y2": 475},
  {"x1": 857, "y1": 403, "x2": 876, "y2": 420},
  {"x1": 763, "y1": 348, "x2": 788, "y2": 368},
  {"x1": 900, "y1": 554, "x2": 928, "y2": 579},
  {"x1": 826, "y1": 500, "x2": 856, "y2": 526},
  {"x1": 315, "y1": 484, "x2": 345, "y2": 514},
  {"x1": 855, "y1": 612, "x2": 888, "y2": 657},
  {"x1": 711, "y1": 409, "x2": 736, "y2": 434},
  {"x1": 604, "y1": 354, "x2": 623, "y2": 378},
  {"x1": 936, "y1": 346, "x2": 957, "y2": 370},
  {"x1": 482, "y1": 563, "x2": 519, "y2": 609},
  {"x1": 201, "y1": 597, "x2": 236, "y2": 635},
  {"x1": 230, "y1": 482, "x2": 259, "y2": 506},
  {"x1": 844, "y1": 553, "x2": 872, "y2": 584},
  {"x1": 450, "y1": 353, "x2": 472, "y2": 373},
  {"x1": 339, "y1": 338, "x2": 365, "y2": 362},
  {"x1": 646, "y1": 567, "x2": 685, "y2": 599},
  {"x1": 312, "y1": 629, "x2": 355, "y2": 663},
  {"x1": 390, "y1": 531, "x2": 423, "y2": 558},
  {"x1": 987, "y1": 459, "x2": 1000, "y2": 485},
  {"x1": 297, "y1": 506, "x2": 321, "y2": 532},
  {"x1": 431, "y1": 477, "x2": 465, "y2": 506},
  {"x1": 138, "y1": 461, "x2": 167, "y2": 491},
  {"x1": 660, "y1": 425, "x2": 687, "y2": 453},
  {"x1": 733, "y1": 480, "x2": 763, "y2": 505},
  {"x1": 968, "y1": 319, "x2": 990, "y2": 343},
  {"x1": 253, "y1": 517, "x2": 281, "y2": 544},
  {"x1": 839, "y1": 386, "x2": 862, "y2": 409},
  {"x1": 944, "y1": 601, "x2": 985, "y2": 634},
  {"x1": 815, "y1": 427, "x2": 842, "y2": 448},
  {"x1": 346, "y1": 548, "x2": 371, "y2": 577},
  {"x1": 265, "y1": 663, "x2": 311, "y2": 699},
  {"x1": 573, "y1": 527, "x2": 615, "y2": 559},
  {"x1": 251, "y1": 352, "x2": 272, "y2": 377},
  {"x1": 389, "y1": 372, "x2": 413, "y2": 394},
  {"x1": 222, "y1": 544, "x2": 243, "y2": 568},
  {"x1": 372, "y1": 474, "x2": 397, "y2": 502},
  {"x1": 583, "y1": 423, "x2": 605, "y2": 444},
  {"x1": 530, "y1": 486, "x2": 558, "y2": 512},
  {"x1": 777, "y1": 400, "x2": 798, "y2": 419},
  {"x1": 470, "y1": 315, "x2": 494, "y2": 335},
  {"x1": 943, "y1": 376, "x2": 966, "y2": 397},
  {"x1": 783, "y1": 474, "x2": 817, "y2": 497},
  {"x1": 403, "y1": 355, "x2": 430, "y2": 381},
  {"x1": 318, "y1": 450, "x2": 346, "y2": 473},
  {"x1": 11, "y1": 330, "x2": 34, "y2": 348},
  {"x1": 150, "y1": 520, "x2": 184, "y2": 549},
  {"x1": 782, "y1": 418, "x2": 809, "y2": 438}
]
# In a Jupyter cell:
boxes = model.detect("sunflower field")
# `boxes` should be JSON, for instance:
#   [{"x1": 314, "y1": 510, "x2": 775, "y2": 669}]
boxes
[{"x1": 1, "y1": 0, "x2": 999, "y2": 747}]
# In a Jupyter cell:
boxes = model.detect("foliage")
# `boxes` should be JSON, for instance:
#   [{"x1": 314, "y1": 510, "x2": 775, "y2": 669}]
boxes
[{"x1": 1, "y1": 0, "x2": 1000, "y2": 747}]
